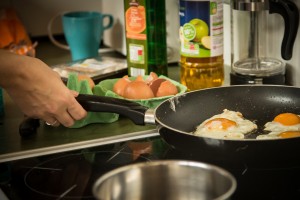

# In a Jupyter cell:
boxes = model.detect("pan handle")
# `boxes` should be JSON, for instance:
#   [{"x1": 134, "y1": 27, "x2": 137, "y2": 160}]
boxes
[{"x1": 76, "y1": 94, "x2": 149, "y2": 125}]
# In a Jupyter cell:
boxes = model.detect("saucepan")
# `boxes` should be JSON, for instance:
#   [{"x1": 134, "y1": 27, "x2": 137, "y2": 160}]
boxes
[
  {"x1": 76, "y1": 85, "x2": 300, "y2": 168},
  {"x1": 92, "y1": 160, "x2": 237, "y2": 200}
]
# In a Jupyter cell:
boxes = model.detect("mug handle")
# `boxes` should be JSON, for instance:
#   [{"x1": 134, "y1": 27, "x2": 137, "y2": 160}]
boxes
[
  {"x1": 102, "y1": 14, "x2": 114, "y2": 31},
  {"x1": 47, "y1": 12, "x2": 70, "y2": 50}
]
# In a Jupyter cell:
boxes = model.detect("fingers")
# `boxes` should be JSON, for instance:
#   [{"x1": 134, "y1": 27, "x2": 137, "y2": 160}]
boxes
[
  {"x1": 38, "y1": 89, "x2": 87, "y2": 128},
  {"x1": 50, "y1": 106, "x2": 86, "y2": 128},
  {"x1": 44, "y1": 107, "x2": 86, "y2": 127},
  {"x1": 44, "y1": 117, "x2": 60, "y2": 127},
  {"x1": 70, "y1": 90, "x2": 79, "y2": 97},
  {"x1": 55, "y1": 111, "x2": 76, "y2": 127},
  {"x1": 51, "y1": 94, "x2": 87, "y2": 127},
  {"x1": 68, "y1": 98, "x2": 87, "y2": 119}
]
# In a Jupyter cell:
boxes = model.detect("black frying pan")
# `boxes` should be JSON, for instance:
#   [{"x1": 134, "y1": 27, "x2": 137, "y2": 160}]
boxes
[{"x1": 76, "y1": 85, "x2": 300, "y2": 168}]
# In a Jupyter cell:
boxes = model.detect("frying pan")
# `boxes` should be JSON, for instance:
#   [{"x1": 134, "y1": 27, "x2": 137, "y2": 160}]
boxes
[{"x1": 76, "y1": 85, "x2": 300, "y2": 168}]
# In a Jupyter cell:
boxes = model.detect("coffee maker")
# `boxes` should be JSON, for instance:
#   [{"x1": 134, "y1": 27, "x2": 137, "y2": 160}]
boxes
[{"x1": 230, "y1": 0, "x2": 299, "y2": 85}]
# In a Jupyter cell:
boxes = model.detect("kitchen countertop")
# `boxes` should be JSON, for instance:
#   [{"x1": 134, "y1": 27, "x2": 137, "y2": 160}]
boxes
[
  {"x1": 0, "y1": 91, "x2": 159, "y2": 162},
  {"x1": 0, "y1": 39, "x2": 229, "y2": 163}
]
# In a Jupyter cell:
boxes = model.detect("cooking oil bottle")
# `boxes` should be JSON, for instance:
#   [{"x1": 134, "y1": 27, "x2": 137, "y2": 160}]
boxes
[
  {"x1": 124, "y1": 0, "x2": 168, "y2": 76},
  {"x1": 179, "y1": 0, "x2": 224, "y2": 91}
]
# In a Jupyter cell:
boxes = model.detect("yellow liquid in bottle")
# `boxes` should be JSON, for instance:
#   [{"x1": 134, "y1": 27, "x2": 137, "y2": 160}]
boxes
[{"x1": 180, "y1": 55, "x2": 224, "y2": 91}]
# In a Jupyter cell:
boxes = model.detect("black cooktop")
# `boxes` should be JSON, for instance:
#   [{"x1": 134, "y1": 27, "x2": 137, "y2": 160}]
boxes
[{"x1": 1, "y1": 136, "x2": 300, "y2": 200}]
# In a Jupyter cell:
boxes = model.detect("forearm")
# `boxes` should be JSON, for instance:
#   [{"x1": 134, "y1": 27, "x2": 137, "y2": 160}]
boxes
[
  {"x1": 0, "y1": 49, "x2": 31, "y2": 89},
  {"x1": 0, "y1": 49, "x2": 55, "y2": 92}
]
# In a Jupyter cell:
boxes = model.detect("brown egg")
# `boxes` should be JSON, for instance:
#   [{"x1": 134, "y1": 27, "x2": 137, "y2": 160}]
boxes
[
  {"x1": 145, "y1": 72, "x2": 159, "y2": 84},
  {"x1": 123, "y1": 81, "x2": 155, "y2": 99},
  {"x1": 135, "y1": 75, "x2": 144, "y2": 82},
  {"x1": 113, "y1": 75, "x2": 131, "y2": 96},
  {"x1": 149, "y1": 78, "x2": 166, "y2": 96},
  {"x1": 156, "y1": 80, "x2": 178, "y2": 97},
  {"x1": 78, "y1": 74, "x2": 95, "y2": 89}
]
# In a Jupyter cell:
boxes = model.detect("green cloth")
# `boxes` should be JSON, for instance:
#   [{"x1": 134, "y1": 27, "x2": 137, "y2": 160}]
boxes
[{"x1": 67, "y1": 74, "x2": 187, "y2": 128}]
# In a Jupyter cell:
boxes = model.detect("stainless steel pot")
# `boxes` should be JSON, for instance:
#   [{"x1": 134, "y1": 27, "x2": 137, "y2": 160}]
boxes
[{"x1": 93, "y1": 160, "x2": 236, "y2": 200}]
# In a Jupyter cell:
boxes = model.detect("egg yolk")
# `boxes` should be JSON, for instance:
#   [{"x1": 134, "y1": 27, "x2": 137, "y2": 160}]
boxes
[
  {"x1": 279, "y1": 131, "x2": 300, "y2": 138},
  {"x1": 204, "y1": 118, "x2": 237, "y2": 131},
  {"x1": 273, "y1": 113, "x2": 300, "y2": 126}
]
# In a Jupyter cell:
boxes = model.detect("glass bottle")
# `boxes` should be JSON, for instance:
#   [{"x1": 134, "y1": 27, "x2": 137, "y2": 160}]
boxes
[
  {"x1": 124, "y1": 0, "x2": 168, "y2": 76},
  {"x1": 179, "y1": 0, "x2": 224, "y2": 91}
]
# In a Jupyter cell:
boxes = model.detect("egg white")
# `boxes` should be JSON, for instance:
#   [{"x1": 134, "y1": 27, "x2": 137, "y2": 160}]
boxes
[
  {"x1": 256, "y1": 132, "x2": 281, "y2": 139},
  {"x1": 264, "y1": 120, "x2": 300, "y2": 132},
  {"x1": 256, "y1": 115, "x2": 300, "y2": 139},
  {"x1": 193, "y1": 109, "x2": 257, "y2": 139}
]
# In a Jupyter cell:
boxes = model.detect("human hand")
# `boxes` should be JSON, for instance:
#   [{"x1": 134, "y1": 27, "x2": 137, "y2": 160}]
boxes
[{"x1": 0, "y1": 51, "x2": 87, "y2": 127}]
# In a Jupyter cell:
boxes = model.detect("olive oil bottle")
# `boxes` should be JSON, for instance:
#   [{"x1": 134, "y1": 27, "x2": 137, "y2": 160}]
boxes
[
  {"x1": 179, "y1": 0, "x2": 224, "y2": 91},
  {"x1": 124, "y1": 0, "x2": 168, "y2": 76}
]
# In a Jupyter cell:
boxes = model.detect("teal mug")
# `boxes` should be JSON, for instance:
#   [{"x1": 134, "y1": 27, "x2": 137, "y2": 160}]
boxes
[{"x1": 48, "y1": 11, "x2": 114, "y2": 61}]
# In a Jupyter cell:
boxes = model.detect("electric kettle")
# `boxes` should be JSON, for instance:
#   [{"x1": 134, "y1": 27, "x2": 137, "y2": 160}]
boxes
[{"x1": 230, "y1": 0, "x2": 299, "y2": 85}]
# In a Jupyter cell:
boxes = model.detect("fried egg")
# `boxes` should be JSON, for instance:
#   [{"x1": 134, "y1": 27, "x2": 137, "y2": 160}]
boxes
[
  {"x1": 257, "y1": 113, "x2": 300, "y2": 139},
  {"x1": 193, "y1": 109, "x2": 257, "y2": 139}
]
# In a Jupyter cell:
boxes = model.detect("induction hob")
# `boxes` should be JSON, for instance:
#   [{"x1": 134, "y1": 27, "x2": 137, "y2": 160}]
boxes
[{"x1": 1, "y1": 136, "x2": 300, "y2": 200}]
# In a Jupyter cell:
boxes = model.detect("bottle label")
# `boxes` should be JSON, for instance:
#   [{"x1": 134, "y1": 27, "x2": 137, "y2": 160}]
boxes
[
  {"x1": 179, "y1": 0, "x2": 223, "y2": 58},
  {"x1": 124, "y1": 0, "x2": 148, "y2": 76}
]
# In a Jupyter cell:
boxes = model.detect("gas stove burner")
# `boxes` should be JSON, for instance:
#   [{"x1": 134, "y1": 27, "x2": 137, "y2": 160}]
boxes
[{"x1": 23, "y1": 148, "x2": 153, "y2": 200}]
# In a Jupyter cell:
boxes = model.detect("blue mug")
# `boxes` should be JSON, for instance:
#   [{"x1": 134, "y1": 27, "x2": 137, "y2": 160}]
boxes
[{"x1": 48, "y1": 11, "x2": 114, "y2": 61}]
